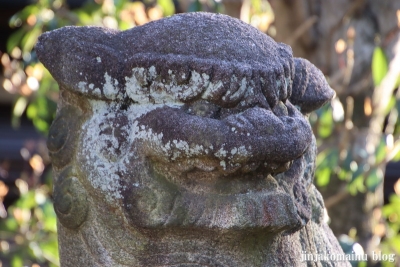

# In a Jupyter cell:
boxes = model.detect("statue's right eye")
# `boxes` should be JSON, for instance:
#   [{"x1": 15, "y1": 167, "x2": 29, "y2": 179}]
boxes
[{"x1": 183, "y1": 100, "x2": 221, "y2": 119}]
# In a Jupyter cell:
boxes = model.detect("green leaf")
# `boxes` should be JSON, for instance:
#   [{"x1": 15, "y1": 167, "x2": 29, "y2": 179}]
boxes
[
  {"x1": 119, "y1": 21, "x2": 131, "y2": 31},
  {"x1": 114, "y1": 0, "x2": 127, "y2": 11},
  {"x1": 316, "y1": 168, "x2": 331, "y2": 187},
  {"x1": 188, "y1": 0, "x2": 202, "y2": 12},
  {"x1": 11, "y1": 255, "x2": 24, "y2": 267},
  {"x1": 6, "y1": 29, "x2": 25, "y2": 53},
  {"x1": 18, "y1": 5, "x2": 41, "y2": 22},
  {"x1": 395, "y1": 75, "x2": 400, "y2": 88},
  {"x1": 347, "y1": 175, "x2": 365, "y2": 195},
  {"x1": 40, "y1": 239, "x2": 59, "y2": 264},
  {"x1": 1, "y1": 217, "x2": 18, "y2": 232},
  {"x1": 318, "y1": 125, "x2": 332, "y2": 139},
  {"x1": 75, "y1": 10, "x2": 94, "y2": 25},
  {"x1": 42, "y1": 201, "x2": 57, "y2": 233},
  {"x1": 15, "y1": 191, "x2": 37, "y2": 210},
  {"x1": 13, "y1": 96, "x2": 28, "y2": 117},
  {"x1": 317, "y1": 148, "x2": 339, "y2": 169},
  {"x1": 317, "y1": 107, "x2": 333, "y2": 138},
  {"x1": 372, "y1": 46, "x2": 388, "y2": 86},
  {"x1": 9, "y1": 14, "x2": 22, "y2": 28},
  {"x1": 12, "y1": 96, "x2": 28, "y2": 128},
  {"x1": 21, "y1": 26, "x2": 42, "y2": 53},
  {"x1": 338, "y1": 168, "x2": 351, "y2": 181},
  {"x1": 366, "y1": 168, "x2": 383, "y2": 192},
  {"x1": 27, "y1": 94, "x2": 57, "y2": 135},
  {"x1": 33, "y1": 118, "x2": 50, "y2": 134},
  {"x1": 158, "y1": 0, "x2": 175, "y2": 16},
  {"x1": 384, "y1": 96, "x2": 397, "y2": 115},
  {"x1": 389, "y1": 235, "x2": 400, "y2": 254},
  {"x1": 251, "y1": 0, "x2": 262, "y2": 12},
  {"x1": 375, "y1": 137, "x2": 387, "y2": 164},
  {"x1": 351, "y1": 165, "x2": 364, "y2": 182},
  {"x1": 393, "y1": 149, "x2": 400, "y2": 161},
  {"x1": 342, "y1": 150, "x2": 353, "y2": 172},
  {"x1": 26, "y1": 104, "x2": 37, "y2": 119},
  {"x1": 29, "y1": 241, "x2": 44, "y2": 261}
]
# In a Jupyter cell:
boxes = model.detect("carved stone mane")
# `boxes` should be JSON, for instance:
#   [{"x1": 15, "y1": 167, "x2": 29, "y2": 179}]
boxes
[{"x1": 37, "y1": 12, "x2": 349, "y2": 267}]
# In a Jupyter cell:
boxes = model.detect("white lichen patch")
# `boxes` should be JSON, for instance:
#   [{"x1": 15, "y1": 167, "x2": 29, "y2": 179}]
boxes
[
  {"x1": 213, "y1": 144, "x2": 252, "y2": 170},
  {"x1": 93, "y1": 88, "x2": 102, "y2": 97},
  {"x1": 125, "y1": 67, "x2": 150, "y2": 103},
  {"x1": 125, "y1": 67, "x2": 213, "y2": 104},
  {"x1": 237, "y1": 146, "x2": 249, "y2": 157},
  {"x1": 78, "y1": 100, "x2": 180, "y2": 203},
  {"x1": 78, "y1": 81, "x2": 88, "y2": 93},
  {"x1": 285, "y1": 77, "x2": 291, "y2": 91},
  {"x1": 103, "y1": 73, "x2": 120, "y2": 100},
  {"x1": 220, "y1": 160, "x2": 226, "y2": 170},
  {"x1": 222, "y1": 76, "x2": 247, "y2": 103},
  {"x1": 201, "y1": 80, "x2": 224, "y2": 99},
  {"x1": 76, "y1": 73, "x2": 122, "y2": 100},
  {"x1": 175, "y1": 71, "x2": 208, "y2": 101},
  {"x1": 276, "y1": 80, "x2": 281, "y2": 99},
  {"x1": 215, "y1": 147, "x2": 227, "y2": 158},
  {"x1": 128, "y1": 120, "x2": 208, "y2": 161},
  {"x1": 121, "y1": 66, "x2": 253, "y2": 106},
  {"x1": 231, "y1": 148, "x2": 237, "y2": 155},
  {"x1": 169, "y1": 140, "x2": 205, "y2": 160},
  {"x1": 76, "y1": 66, "x2": 257, "y2": 205},
  {"x1": 79, "y1": 102, "x2": 125, "y2": 201},
  {"x1": 242, "y1": 84, "x2": 256, "y2": 102},
  {"x1": 149, "y1": 66, "x2": 156, "y2": 77}
]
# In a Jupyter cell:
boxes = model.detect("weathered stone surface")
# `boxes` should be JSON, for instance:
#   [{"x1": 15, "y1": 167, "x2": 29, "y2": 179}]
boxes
[{"x1": 36, "y1": 12, "x2": 349, "y2": 266}]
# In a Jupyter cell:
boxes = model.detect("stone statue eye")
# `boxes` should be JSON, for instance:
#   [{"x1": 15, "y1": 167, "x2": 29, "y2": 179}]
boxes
[{"x1": 184, "y1": 100, "x2": 221, "y2": 118}]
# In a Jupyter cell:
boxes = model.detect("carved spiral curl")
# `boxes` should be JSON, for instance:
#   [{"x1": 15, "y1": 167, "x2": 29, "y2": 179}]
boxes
[
  {"x1": 53, "y1": 167, "x2": 88, "y2": 229},
  {"x1": 47, "y1": 105, "x2": 83, "y2": 170}
]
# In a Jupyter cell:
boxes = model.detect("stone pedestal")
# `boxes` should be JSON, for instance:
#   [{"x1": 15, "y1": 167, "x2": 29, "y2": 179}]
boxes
[{"x1": 36, "y1": 12, "x2": 350, "y2": 267}]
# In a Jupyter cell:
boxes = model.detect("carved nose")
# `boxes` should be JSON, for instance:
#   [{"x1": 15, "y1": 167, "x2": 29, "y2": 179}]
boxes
[{"x1": 290, "y1": 58, "x2": 335, "y2": 113}]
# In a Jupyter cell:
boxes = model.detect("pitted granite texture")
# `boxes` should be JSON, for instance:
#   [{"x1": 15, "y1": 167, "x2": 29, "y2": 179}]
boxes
[{"x1": 36, "y1": 12, "x2": 349, "y2": 267}]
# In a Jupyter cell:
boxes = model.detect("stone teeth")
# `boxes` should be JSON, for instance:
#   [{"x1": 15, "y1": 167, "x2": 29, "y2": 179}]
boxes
[
  {"x1": 174, "y1": 68, "x2": 191, "y2": 85},
  {"x1": 280, "y1": 77, "x2": 289, "y2": 101},
  {"x1": 263, "y1": 161, "x2": 292, "y2": 174},
  {"x1": 221, "y1": 75, "x2": 247, "y2": 105},
  {"x1": 194, "y1": 159, "x2": 216, "y2": 172},
  {"x1": 241, "y1": 162, "x2": 260, "y2": 173},
  {"x1": 272, "y1": 101, "x2": 289, "y2": 117},
  {"x1": 259, "y1": 71, "x2": 279, "y2": 108}
]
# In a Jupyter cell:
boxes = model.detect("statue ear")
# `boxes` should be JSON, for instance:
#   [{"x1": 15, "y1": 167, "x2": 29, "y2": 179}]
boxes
[
  {"x1": 289, "y1": 58, "x2": 335, "y2": 114},
  {"x1": 35, "y1": 26, "x2": 120, "y2": 97}
]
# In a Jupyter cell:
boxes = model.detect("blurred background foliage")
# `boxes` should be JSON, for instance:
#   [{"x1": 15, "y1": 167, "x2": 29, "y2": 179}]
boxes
[{"x1": 1, "y1": 0, "x2": 400, "y2": 266}]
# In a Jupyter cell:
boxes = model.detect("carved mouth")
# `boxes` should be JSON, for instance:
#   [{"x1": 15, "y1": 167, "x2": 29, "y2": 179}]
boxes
[
  {"x1": 117, "y1": 102, "x2": 309, "y2": 231},
  {"x1": 122, "y1": 158, "x2": 304, "y2": 231},
  {"x1": 132, "y1": 98, "x2": 310, "y2": 198},
  {"x1": 150, "y1": 156, "x2": 293, "y2": 196}
]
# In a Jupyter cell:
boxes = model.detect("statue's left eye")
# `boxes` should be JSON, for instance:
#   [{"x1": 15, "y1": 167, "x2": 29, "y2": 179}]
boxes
[{"x1": 183, "y1": 100, "x2": 220, "y2": 119}]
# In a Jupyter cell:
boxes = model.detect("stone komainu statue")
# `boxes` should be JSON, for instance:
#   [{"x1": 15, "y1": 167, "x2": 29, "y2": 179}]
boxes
[{"x1": 36, "y1": 12, "x2": 350, "y2": 267}]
